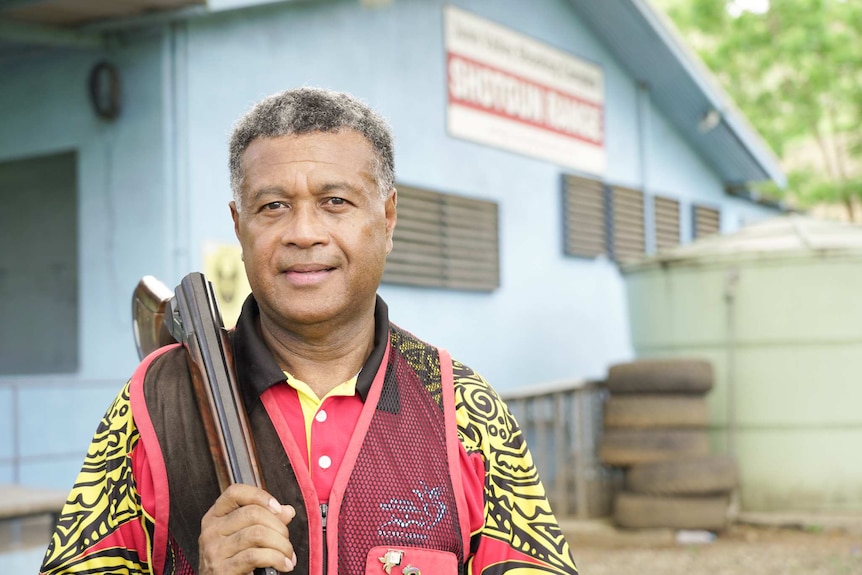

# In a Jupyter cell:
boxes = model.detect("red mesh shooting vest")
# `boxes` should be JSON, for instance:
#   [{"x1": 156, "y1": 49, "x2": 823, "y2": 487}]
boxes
[
  {"x1": 333, "y1": 327, "x2": 465, "y2": 574},
  {"x1": 136, "y1": 326, "x2": 466, "y2": 575}
]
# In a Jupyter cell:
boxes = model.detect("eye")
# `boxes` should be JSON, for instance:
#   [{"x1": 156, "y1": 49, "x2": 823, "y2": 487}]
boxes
[
  {"x1": 262, "y1": 201, "x2": 286, "y2": 211},
  {"x1": 325, "y1": 197, "x2": 348, "y2": 206}
]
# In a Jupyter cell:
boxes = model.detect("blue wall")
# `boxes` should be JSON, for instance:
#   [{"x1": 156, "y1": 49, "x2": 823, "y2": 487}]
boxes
[
  {"x1": 181, "y1": 0, "x2": 638, "y2": 389},
  {"x1": 0, "y1": 34, "x2": 171, "y2": 488},
  {"x1": 0, "y1": 0, "x2": 778, "y2": 490}
]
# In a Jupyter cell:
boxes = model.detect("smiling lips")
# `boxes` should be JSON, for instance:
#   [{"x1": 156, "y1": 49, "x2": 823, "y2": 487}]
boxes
[{"x1": 281, "y1": 264, "x2": 336, "y2": 286}]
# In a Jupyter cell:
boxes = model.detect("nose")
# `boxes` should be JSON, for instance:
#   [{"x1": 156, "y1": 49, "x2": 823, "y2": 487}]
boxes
[{"x1": 281, "y1": 203, "x2": 329, "y2": 248}]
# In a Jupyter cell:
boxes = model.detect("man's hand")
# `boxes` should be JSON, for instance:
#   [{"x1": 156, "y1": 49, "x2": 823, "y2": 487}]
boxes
[{"x1": 199, "y1": 484, "x2": 298, "y2": 575}]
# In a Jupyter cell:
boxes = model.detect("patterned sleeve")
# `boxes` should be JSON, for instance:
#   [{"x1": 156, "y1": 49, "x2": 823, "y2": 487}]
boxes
[
  {"x1": 452, "y1": 360, "x2": 578, "y2": 575},
  {"x1": 40, "y1": 381, "x2": 155, "y2": 575}
]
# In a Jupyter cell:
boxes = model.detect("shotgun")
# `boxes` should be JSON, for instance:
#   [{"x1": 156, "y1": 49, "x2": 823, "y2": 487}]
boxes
[{"x1": 132, "y1": 273, "x2": 279, "y2": 575}]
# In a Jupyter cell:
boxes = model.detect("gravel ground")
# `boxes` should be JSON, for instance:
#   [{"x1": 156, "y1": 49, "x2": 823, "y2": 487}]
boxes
[{"x1": 569, "y1": 523, "x2": 862, "y2": 575}]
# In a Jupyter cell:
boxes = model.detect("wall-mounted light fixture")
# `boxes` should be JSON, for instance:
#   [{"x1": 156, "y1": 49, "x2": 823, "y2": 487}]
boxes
[
  {"x1": 698, "y1": 108, "x2": 721, "y2": 133},
  {"x1": 88, "y1": 61, "x2": 121, "y2": 121}
]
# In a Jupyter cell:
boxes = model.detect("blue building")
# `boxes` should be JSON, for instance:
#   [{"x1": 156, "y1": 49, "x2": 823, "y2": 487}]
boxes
[{"x1": 0, "y1": 0, "x2": 785, "y2": 491}]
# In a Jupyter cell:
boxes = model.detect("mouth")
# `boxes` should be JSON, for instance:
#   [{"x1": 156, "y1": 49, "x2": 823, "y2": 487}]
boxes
[
  {"x1": 280, "y1": 264, "x2": 336, "y2": 286},
  {"x1": 285, "y1": 264, "x2": 334, "y2": 273}
]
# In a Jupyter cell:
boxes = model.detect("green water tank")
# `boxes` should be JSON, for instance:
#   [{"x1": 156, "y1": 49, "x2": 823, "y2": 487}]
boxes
[{"x1": 622, "y1": 215, "x2": 862, "y2": 513}]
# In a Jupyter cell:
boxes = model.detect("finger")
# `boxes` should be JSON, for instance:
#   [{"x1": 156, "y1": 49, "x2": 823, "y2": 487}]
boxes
[
  {"x1": 206, "y1": 484, "x2": 282, "y2": 519},
  {"x1": 208, "y1": 500, "x2": 295, "y2": 538},
  {"x1": 200, "y1": 542, "x2": 294, "y2": 575},
  {"x1": 223, "y1": 546, "x2": 296, "y2": 574},
  {"x1": 236, "y1": 522, "x2": 294, "y2": 558},
  {"x1": 198, "y1": 487, "x2": 298, "y2": 575},
  {"x1": 201, "y1": 503, "x2": 296, "y2": 553},
  {"x1": 199, "y1": 520, "x2": 296, "y2": 575},
  {"x1": 220, "y1": 523, "x2": 296, "y2": 569},
  {"x1": 277, "y1": 503, "x2": 296, "y2": 526}
]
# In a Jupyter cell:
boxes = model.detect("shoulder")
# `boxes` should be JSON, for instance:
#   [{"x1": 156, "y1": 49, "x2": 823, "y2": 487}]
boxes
[
  {"x1": 449, "y1": 358, "x2": 518, "y2": 456},
  {"x1": 135, "y1": 344, "x2": 189, "y2": 385},
  {"x1": 100, "y1": 379, "x2": 139, "y2": 441},
  {"x1": 386, "y1": 324, "x2": 511, "y2": 431},
  {"x1": 451, "y1": 358, "x2": 500, "y2": 407},
  {"x1": 132, "y1": 344, "x2": 193, "y2": 412}
]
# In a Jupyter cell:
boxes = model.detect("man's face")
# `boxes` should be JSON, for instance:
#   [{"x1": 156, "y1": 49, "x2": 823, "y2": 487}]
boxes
[{"x1": 231, "y1": 130, "x2": 396, "y2": 332}]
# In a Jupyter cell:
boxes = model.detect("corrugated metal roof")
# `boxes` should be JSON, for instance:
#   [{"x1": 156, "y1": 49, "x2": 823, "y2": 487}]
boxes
[
  {"x1": 568, "y1": 0, "x2": 786, "y2": 188},
  {"x1": 622, "y1": 215, "x2": 862, "y2": 271}
]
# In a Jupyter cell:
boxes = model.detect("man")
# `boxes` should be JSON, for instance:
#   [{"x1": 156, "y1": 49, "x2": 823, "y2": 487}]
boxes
[{"x1": 40, "y1": 87, "x2": 578, "y2": 575}]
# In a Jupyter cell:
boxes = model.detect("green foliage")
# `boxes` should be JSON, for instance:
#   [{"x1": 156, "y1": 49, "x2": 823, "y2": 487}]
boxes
[{"x1": 651, "y1": 0, "x2": 862, "y2": 216}]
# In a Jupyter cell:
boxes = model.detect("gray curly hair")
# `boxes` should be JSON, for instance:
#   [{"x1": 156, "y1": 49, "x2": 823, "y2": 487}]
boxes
[{"x1": 229, "y1": 87, "x2": 395, "y2": 209}]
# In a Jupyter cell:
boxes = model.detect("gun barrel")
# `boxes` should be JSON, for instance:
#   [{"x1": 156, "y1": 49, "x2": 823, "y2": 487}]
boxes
[
  {"x1": 172, "y1": 273, "x2": 264, "y2": 490},
  {"x1": 134, "y1": 273, "x2": 279, "y2": 575}
]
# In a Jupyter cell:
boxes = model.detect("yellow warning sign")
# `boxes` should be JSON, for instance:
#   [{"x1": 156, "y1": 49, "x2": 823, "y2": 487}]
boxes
[{"x1": 203, "y1": 242, "x2": 251, "y2": 329}]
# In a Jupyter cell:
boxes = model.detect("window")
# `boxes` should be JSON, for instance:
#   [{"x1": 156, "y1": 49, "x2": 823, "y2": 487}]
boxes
[
  {"x1": 562, "y1": 175, "x2": 608, "y2": 258},
  {"x1": 654, "y1": 195, "x2": 681, "y2": 251},
  {"x1": 563, "y1": 175, "x2": 646, "y2": 262},
  {"x1": 0, "y1": 151, "x2": 78, "y2": 374},
  {"x1": 383, "y1": 184, "x2": 499, "y2": 291},
  {"x1": 609, "y1": 185, "x2": 645, "y2": 262},
  {"x1": 693, "y1": 204, "x2": 721, "y2": 238}
]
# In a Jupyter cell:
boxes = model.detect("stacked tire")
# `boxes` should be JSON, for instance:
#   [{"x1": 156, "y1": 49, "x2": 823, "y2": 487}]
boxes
[{"x1": 599, "y1": 359, "x2": 738, "y2": 531}]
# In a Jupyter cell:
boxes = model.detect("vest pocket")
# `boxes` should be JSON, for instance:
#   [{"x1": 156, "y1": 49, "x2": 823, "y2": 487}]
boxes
[{"x1": 365, "y1": 546, "x2": 458, "y2": 575}]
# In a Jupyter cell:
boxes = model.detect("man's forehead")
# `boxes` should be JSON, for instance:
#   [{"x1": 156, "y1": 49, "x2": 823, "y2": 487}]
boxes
[
  {"x1": 242, "y1": 131, "x2": 374, "y2": 164},
  {"x1": 246, "y1": 129, "x2": 371, "y2": 150},
  {"x1": 239, "y1": 131, "x2": 379, "y2": 192}
]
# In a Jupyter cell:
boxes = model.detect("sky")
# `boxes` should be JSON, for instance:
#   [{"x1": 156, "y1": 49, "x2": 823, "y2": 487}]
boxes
[{"x1": 728, "y1": 0, "x2": 769, "y2": 17}]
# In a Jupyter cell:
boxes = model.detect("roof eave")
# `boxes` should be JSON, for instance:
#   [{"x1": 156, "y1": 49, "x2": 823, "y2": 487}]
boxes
[{"x1": 569, "y1": 0, "x2": 786, "y2": 189}]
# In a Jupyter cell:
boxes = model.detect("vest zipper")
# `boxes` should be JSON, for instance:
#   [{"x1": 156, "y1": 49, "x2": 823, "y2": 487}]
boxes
[{"x1": 320, "y1": 502, "x2": 328, "y2": 575}]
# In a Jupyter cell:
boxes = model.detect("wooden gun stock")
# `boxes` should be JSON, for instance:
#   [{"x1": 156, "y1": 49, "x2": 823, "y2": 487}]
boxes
[
  {"x1": 133, "y1": 273, "x2": 278, "y2": 575},
  {"x1": 132, "y1": 275, "x2": 177, "y2": 360}
]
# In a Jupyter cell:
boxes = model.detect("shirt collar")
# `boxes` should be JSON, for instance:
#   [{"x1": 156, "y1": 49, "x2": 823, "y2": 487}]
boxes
[{"x1": 233, "y1": 294, "x2": 390, "y2": 408}]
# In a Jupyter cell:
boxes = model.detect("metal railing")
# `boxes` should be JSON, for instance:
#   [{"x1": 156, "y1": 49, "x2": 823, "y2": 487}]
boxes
[
  {"x1": 3, "y1": 376, "x2": 621, "y2": 520},
  {"x1": 503, "y1": 379, "x2": 621, "y2": 519}
]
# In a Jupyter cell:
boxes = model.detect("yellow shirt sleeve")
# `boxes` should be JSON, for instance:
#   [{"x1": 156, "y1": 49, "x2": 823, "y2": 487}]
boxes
[
  {"x1": 40, "y1": 381, "x2": 154, "y2": 575},
  {"x1": 452, "y1": 359, "x2": 578, "y2": 574}
]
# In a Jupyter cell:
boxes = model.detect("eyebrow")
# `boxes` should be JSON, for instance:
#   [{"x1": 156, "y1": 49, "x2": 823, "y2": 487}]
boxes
[
  {"x1": 318, "y1": 181, "x2": 367, "y2": 195},
  {"x1": 246, "y1": 180, "x2": 370, "y2": 204},
  {"x1": 246, "y1": 186, "x2": 287, "y2": 205}
]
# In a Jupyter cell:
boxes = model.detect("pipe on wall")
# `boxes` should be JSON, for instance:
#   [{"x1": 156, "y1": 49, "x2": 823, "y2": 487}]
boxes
[
  {"x1": 636, "y1": 81, "x2": 656, "y2": 255},
  {"x1": 162, "y1": 21, "x2": 191, "y2": 282}
]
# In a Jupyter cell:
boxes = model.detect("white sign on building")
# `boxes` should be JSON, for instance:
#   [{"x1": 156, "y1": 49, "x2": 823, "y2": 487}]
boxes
[{"x1": 444, "y1": 5, "x2": 606, "y2": 175}]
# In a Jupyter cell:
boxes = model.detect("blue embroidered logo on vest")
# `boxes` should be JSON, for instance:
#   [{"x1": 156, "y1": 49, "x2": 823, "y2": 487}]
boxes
[{"x1": 378, "y1": 481, "x2": 447, "y2": 541}]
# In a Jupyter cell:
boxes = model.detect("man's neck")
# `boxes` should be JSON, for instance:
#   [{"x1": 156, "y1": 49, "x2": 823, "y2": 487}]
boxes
[{"x1": 257, "y1": 309, "x2": 376, "y2": 399}]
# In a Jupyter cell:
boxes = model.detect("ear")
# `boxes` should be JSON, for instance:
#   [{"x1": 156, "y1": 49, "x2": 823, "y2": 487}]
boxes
[
  {"x1": 230, "y1": 201, "x2": 241, "y2": 241},
  {"x1": 384, "y1": 187, "x2": 397, "y2": 255}
]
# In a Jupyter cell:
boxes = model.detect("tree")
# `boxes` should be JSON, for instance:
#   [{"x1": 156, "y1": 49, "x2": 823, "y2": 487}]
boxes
[{"x1": 652, "y1": 0, "x2": 862, "y2": 220}]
